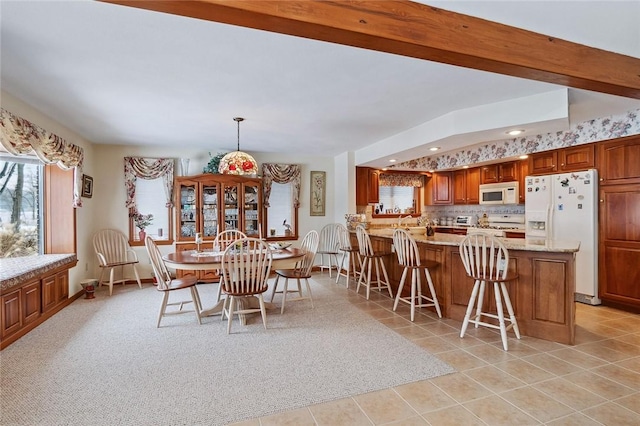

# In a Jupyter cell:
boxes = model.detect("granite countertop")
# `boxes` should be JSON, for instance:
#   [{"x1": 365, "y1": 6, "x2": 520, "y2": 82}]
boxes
[
  {"x1": 0, "y1": 254, "x2": 77, "y2": 291},
  {"x1": 367, "y1": 230, "x2": 580, "y2": 253}
]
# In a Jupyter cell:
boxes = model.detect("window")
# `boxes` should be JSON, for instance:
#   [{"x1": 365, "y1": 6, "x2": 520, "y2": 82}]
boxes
[
  {"x1": 129, "y1": 177, "x2": 171, "y2": 243},
  {"x1": 0, "y1": 157, "x2": 44, "y2": 257},
  {"x1": 378, "y1": 186, "x2": 416, "y2": 215},
  {"x1": 265, "y1": 181, "x2": 297, "y2": 238}
]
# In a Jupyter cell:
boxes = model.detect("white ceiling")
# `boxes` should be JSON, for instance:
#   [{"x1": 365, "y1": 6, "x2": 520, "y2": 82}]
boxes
[{"x1": 1, "y1": 1, "x2": 639, "y2": 169}]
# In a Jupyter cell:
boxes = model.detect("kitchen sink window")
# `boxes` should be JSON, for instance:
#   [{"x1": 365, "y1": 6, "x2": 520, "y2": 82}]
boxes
[{"x1": 374, "y1": 173, "x2": 424, "y2": 216}]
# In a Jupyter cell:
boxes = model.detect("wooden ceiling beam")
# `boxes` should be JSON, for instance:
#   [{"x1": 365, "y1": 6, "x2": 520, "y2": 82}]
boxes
[{"x1": 101, "y1": 0, "x2": 640, "y2": 99}]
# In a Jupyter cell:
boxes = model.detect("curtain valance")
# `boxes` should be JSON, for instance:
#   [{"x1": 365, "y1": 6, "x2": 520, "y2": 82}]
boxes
[
  {"x1": 378, "y1": 173, "x2": 424, "y2": 187},
  {"x1": 0, "y1": 108, "x2": 85, "y2": 207},
  {"x1": 124, "y1": 157, "x2": 174, "y2": 211},
  {"x1": 261, "y1": 163, "x2": 301, "y2": 208}
]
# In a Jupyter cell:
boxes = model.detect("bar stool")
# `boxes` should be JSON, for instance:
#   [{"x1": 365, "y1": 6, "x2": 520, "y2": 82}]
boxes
[
  {"x1": 392, "y1": 229, "x2": 442, "y2": 321},
  {"x1": 355, "y1": 225, "x2": 393, "y2": 300},
  {"x1": 459, "y1": 232, "x2": 520, "y2": 351},
  {"x1": 335, "y1": 224, "x2": 362, "y2": 287}
]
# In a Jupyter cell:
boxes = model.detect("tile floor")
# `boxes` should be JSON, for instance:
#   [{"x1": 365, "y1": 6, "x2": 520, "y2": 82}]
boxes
[{"x1": 231, "y1": 273, "x2": 640, "y2": 426}]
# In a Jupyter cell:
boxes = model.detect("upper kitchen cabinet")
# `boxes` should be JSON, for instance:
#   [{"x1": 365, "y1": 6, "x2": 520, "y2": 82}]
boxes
[
  {"x1": 480, "y1": 161, "x2": 518, "y2": 184},
  {"x1": 529, "y1": 144, "x2": 595, "y2": 175},
  {"x1": 429, "y1": 172, "x2": 453, "y2": 205},
  {"x1": 518, "y1": 160, "x2": 529, "y2": 204},
  {"x1": 175, "y1": 174, "x2": 263, "y2": 242},
  {"x1": 598, "y1": 136, "x2": 640, "y2": 185},
  {"x1": 355, "y1": 166, "x2": 379, "y2": 205},
  {"x1": 453, "y1": 167, "x2": 480, "y2": 204}
]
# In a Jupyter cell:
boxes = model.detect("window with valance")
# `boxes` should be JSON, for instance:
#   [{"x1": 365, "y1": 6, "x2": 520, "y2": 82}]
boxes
[
  {"x1": 261, "y1": 163, "x2": 300, "y2": 239},
  {"x1": 124, "y1": 157, "x2": 174, "y2": 244},
  {"x1": 376, "y1": 172, "x2": 424, "y2": 216}
]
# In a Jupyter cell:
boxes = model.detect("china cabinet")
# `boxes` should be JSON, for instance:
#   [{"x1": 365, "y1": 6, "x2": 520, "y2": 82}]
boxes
[{"x1": 175, "y1": 174, "x2": 263, "y2": 242}]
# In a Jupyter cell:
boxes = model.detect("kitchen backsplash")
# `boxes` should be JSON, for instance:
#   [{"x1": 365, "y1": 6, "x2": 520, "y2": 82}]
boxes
[{"x1": 365, "y1": 204, "x2": 525, "y2": 227}]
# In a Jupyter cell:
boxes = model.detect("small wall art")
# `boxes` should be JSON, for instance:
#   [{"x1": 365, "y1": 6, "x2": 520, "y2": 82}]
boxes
[
  {"x1": 310, "y1": 170, "x2": 326, "y2": 216},
  {"x1": 82, "y1": 174, "x2": 93, "y2": 198}
]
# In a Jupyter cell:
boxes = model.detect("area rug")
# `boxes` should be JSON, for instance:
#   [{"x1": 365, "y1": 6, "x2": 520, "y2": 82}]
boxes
[{"x1": 0, "y1": 278, "x2": 455, "y2": 425}]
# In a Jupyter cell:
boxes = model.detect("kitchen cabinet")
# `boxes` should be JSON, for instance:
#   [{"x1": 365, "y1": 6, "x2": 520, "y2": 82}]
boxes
[
  {"x1": 480, "y1": 161, "x2": 518, "y2": 184},
  {"x1": 529, "y1": 144, "x2": 595, "y2": 175},
  {"x1": 429, "y1": 172, "x2": 453, "y2": 205},
  {"x1": 42, "y1": 272, "x2": 68, "y2": 313},
  {"x1": 175, "y1": 174, "x2": 263, "y2": 242},
  {"x1": 518, "y1": 160, "x2": 528, "y2": 203},
  {"x1": 597, "y1": 136, "x2": 640, "y2": 185},
  {"x1": 2, "y1": 279, "x2": 42, "y2": 339},
  {"x1": 453, "y1": 167, "x2": 480, "y2": 204},
  {"x1": 355, "y1": 167, "x2": 379, "y2": 205}
]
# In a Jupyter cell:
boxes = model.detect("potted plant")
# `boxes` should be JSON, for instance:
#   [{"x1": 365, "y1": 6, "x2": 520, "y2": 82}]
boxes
[{"x1": 131, "y1": 211, "x2": 153, "y2": 241}]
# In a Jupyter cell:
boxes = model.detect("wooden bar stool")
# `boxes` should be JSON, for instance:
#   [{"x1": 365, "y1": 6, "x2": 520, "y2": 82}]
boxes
[
  {"x1": 335, "y1": 224, "x2": 362, "y2": 287},
  {"x1": 355, "y1": 225, "x2": 393, "y2": 300},
  {"x1": 392, "y1": 229, "x2": 442, "y2": 321},
  {"x1": 459, "y1": 232, "x2": 520, "y2": 350}
]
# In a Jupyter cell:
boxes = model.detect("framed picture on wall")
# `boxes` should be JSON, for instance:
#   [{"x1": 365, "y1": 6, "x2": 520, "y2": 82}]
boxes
[
  {"x1": 82, "y1": 174, "x2": 93, "y2": 198},
  {"x1": 310, "y1": 170, "x2": 326, "y2": 216}
]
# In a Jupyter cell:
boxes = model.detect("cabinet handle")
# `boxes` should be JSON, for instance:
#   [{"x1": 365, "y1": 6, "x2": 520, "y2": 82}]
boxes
[
  {"x1": 599, "y1": 178, "x2": 604, "y2": 182},
  {"x1": 600, "y1": 199, "x2": 604, "y2": 203},
  {"x1": 561, "y1": 163, "x2": 565, "y2": 166}
]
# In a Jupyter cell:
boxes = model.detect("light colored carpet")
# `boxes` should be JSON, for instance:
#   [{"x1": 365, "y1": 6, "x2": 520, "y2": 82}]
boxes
[{"x1": 0, "y1": 276, "x2": 455, "y2": 426}]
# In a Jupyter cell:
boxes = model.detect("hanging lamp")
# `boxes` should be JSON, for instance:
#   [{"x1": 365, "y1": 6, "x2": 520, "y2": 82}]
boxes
[{"x1": 218, "y1": 117, "x2": 258, "y2": 176}]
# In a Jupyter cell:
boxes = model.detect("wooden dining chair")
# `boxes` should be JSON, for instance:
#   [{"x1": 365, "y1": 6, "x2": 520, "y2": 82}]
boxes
[
  {"x1": 269, "y1": 230, "x2": 319, "y2": 314},
  {"x1": 145, "y1": 236, "x2": 202, "y2": 327},
  {"x1": 335, "y1": 223, "x2": 361, "y2": 287},
  {"x1": 317, "y1": 223, "x2": 341, "y2": 277},
  {"x1": 93, "y1": 229, "x2": 142, "y2": 296},
  {"x1": 219, "y1": 237, "x2": 272, "y2": 334},
  {"x1": 213, "y1": 230, "x2": 247, "y2": 302}
]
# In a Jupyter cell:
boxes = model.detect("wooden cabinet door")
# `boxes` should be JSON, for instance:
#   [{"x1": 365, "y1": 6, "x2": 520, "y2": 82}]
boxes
[
  {"x1": 453, "y1": 170, "x2": 467, "y2": 204},
  {"x1": 176, "y1": 179, "x2": 199, "y2": 241},
  {"x1": 22, "y1": 280, "x2": 41, "y2": 324},
  {"x1": 518, "y1": 160, "x2": 529, "y2": 204},
  {"x1": 56, "y1": 272, "x2": 68, "y2": 302},
  {"x1": 355, "y1": 167, "x2": 369, "y2": 206},
  {"x1": 1, "y1": 289, "x2": 22, "y2": 338},
  {"x1": 529, "y1": 151, "x2": 558, "y2": 175},
  {"x1": 432, "y1": 172, "x2": 453, "y2": 205},
  {"x1": 598, "y1": 136, "x2": 640, "y2": 185},
  {"x1": 41, "y1": 275, "x2": 57, "y2": 313},
  {"x1": 465, "y1": 168, "x2": 480, "y2": 204},
  {"x1": 559, "y1": 144, "x2": 595, "y2": 172},
  {"x1": 368, "y1": 169, "x2": 380, "y2": 204},
  {"x1": 599, "y1": 183, "x2": 640, "y2": 309},
  {"x1": 480, "y1": 165, "x2": 499, "y2": 184},
  {"x1": 498, "y1": 161, "x2": 518, "y2": 182}
]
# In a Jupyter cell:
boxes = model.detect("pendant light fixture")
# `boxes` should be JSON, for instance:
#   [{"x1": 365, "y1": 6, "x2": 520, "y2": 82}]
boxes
[{"x1": 218, "y1": 117, "x2": 258, "y2": 176}]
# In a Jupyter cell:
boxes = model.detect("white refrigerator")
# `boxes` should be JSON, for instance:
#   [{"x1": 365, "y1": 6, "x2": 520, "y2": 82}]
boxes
[{"x1": 524, "y1": 169, "x2": 600, "y2": 305}]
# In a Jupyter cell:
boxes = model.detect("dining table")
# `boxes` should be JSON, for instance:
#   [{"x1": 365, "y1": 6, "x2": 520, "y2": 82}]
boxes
[{"x1": 163, "y1": 247, "x2": 305, "y2": 318}]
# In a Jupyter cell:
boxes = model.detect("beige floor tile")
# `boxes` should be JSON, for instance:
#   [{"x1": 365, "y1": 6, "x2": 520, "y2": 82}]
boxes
[
  {"x1": 429, "y1": 372, "x2": 491, "y2": 403},
  {"x1": 575, "y1": 341, "x2": 637, "y2": 362},
  {"x1": 598, "y1": 338, "x2": 640, "y2": 357},
  {"x1": 463, "y1": 395, "x2": 539, "y2": 425},
  {"x1": 617, "y1": 356, "x2": 640, "y2": 373},
  {"x1": 615, "y1": 392, "x2": 640, "y2": 415},
  {"x1": 545, "y1": 412, "x2": 603, "y2": 426},
  {"x1": 379, "y1": 416, "x2": 429, "y2": 425},
  {"x1": 463, "y1": 342, "x2": 517, "y2": 364},
  {"x1": 582, "y1": 401, "x2": 640, "y2": 426},
  {"x1": 393, "y1": 325, "x2": 432, "y2": 340},
  {"x1": 421, "y1": 405, "x2": 485, "y2": 426},
  {"x1": 487, "y1": 339, "x2": 541, "y2": 357},
  {"x1": 436, "y1": 349, "x2": 487, "y2": 371},
  {"x1": 548, "y1": 347, "x2": 608, "y2": 369},
  {"x1": 523, "y1": 353, "x2": 584, "y2": 376},
  {"x1": 574, "y1": 326, "x2": 608, "y2": 345},
  {"x1": 419, "y1": 321, "x2": 459, "y2": 336},
  {"x1": 228, "y1": 419, "x2": 261, "y2": 426},
  {"x1": 354, "y1": 389, "x2": 418, "y2": 425},
  {"x1": 394, "y1": 380, "x2": 457, "y2": 414},
  {"x1": 494, "y1": 359, "x2": 555, "y2": 384},
  {"x1": 500, "y1": 386, "x2": 574, "y2": 423},
  {"x1": 578, "y1": 321, "x2": 629, "y2": 338},
  {"x1": 517, "y1": 336, "x2": 566, "y2": 352},
  {"x1": 533, "y1": 377, "x2": 606, "y2": 411},
  {"x1": 617, "y1": 333, "x2": 640, "y2": 347},
  {"x1": 411, "y1": 336, "x2": 458, "y2": 354},
  {"x1": 565, "y1": 370, "x2": 636, "y2": 399},
  {"x1": 309, "y1": 398, "x2": 373, "y2": 426},
  {"x1": 437, "y1": 331, "x2": 484, "y2": 349},
  {"x1": 601, "y1": 316, "x2": 640, "y2": 331},
  {"x1": 378, "y1": 316, "x2": 414, "y2": 330},
  {"x1": 366, "y1": 307, "x2": 397, "y2": 320},
  {"x1": 463, "y1": 365, "x2": 526, "y2": 393},
  {"x1": 592, "y1": 363, "x2": 640, "y2": 390},
  {"x1": 260, "y1": 407, "x2": 316, "y2": 426}
]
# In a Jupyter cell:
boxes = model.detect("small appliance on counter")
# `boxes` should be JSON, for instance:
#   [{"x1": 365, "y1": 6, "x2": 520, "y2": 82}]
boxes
[{"x1": 455, "y1": 215, "x2": 477, "y2": 227}]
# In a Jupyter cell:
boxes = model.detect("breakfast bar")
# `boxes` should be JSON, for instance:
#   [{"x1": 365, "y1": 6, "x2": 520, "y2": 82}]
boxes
[{"x1": 358, "y1": 231, "x2": 580, "y2": 345}]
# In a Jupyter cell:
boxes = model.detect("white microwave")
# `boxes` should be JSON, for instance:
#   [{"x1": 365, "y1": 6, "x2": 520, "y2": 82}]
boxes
[{"x1": 479, "y1": 182, "x2": 519, "y2": 205}]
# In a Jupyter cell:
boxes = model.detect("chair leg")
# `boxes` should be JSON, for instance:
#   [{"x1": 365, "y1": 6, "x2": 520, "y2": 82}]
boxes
[
  {"x1": 215, "y1": 276, "x2": 224, "y2": 303},
  {"x1": 493, "y1": 281, "x2": 509, "y2": 350},
  {"x1": 304, "y1": 278, "x2": 314, "y2": 308},
  {"x1": 356, "y1": 257, "x2": 368, "y2": 296},
  {"x1": 501, "y1": 282, "x2": 521, "y2": 339},
  {"x1": 191, "y1": 287, "x2": 202, "y2": 325},
  {"x1": 270, "y1": 275, "x2": 280, "y2": 303},
  {"x1": 97, "y1": 268, "x2": 106, "y2": 289},
  {"x1": 336, "y1": 252, "x2": 347, "y2": 285},
  {"x1": 380, "y1": 260, "x2": 393, "y2": 298},
  {"x1": 410, "y1": 270, "x2": 417, "y2": 322},
  {"x1": 424, "y1": 268, "x2": 442, "y2": 318},
  {"x1": 157, "y1": 291, "x2": 169, "y2": 328},
  {"x1": 258, "y1": 294, "x2": 268, "y2": 329},
  {"x1": 132, "y1": 264, "x2": 142, "y2": 289},
  {"x1": 474, "y1": 281, "x2": 486, "y2": 328},
  {"x1": 393, "y1": 267, "x2": 409, "y2": 312},
  {"x1": 227, "y1": 296, "x2": 236, "y2": 334},
  {"x1": 280, "y1": 278, "x2": 289, "y2": 314},
  {"x1": 460, "y1": 280, "x2": 481, "y2": 338},
  {"x1": 109, "y1": 268, "x2": 115, "y2": 296}
]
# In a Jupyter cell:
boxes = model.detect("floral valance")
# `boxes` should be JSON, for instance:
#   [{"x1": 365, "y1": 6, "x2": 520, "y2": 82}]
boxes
[
  {"x1": 261, "y1": 163, "x2": 301, "y2": 208},
  {"x1": 378, "y1": 173, "x2": 424, "y2": 187},
  {"x1": 0, "y1": 108, "x2": 85, "y2": 207},
  {"x1": 124, "y1": 157, "x2": 174, "y2": 210}
]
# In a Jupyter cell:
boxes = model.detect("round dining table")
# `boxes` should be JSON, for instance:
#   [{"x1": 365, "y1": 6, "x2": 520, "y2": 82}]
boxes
[{"x1": 163, "y1": 247, "x2": 305, "y2": 317}]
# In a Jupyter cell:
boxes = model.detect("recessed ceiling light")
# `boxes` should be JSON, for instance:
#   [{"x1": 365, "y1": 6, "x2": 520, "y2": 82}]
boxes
[
  {"x1": 389, "y1": 159, "x2": 396, "y2": 163},
  {"x1": 429, "y1": 147, "x2": 440, "y2": 151},
  {"x1": 463, "y1": 165, "x2": 469, "y2": 169},
  {"x1": 381, "y1": 167, "x2": 388, "y2": 171},
  {"x1": 519, "y1": 155, "x2": 529, "y2": 159},
  {"x1": 507, "y1": 129, "x2": 524, "y2": 136}
]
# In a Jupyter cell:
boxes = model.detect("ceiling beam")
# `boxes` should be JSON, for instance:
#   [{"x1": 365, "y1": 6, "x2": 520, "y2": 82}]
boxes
[{"x1": 101, "y1": 0, "x2": 640, "y2": 99}]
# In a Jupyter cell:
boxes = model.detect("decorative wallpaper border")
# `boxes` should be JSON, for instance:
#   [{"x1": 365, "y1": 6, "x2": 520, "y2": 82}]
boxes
[{"x1": 392, "y1": 108, "x2": 640, "y2": 171}]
